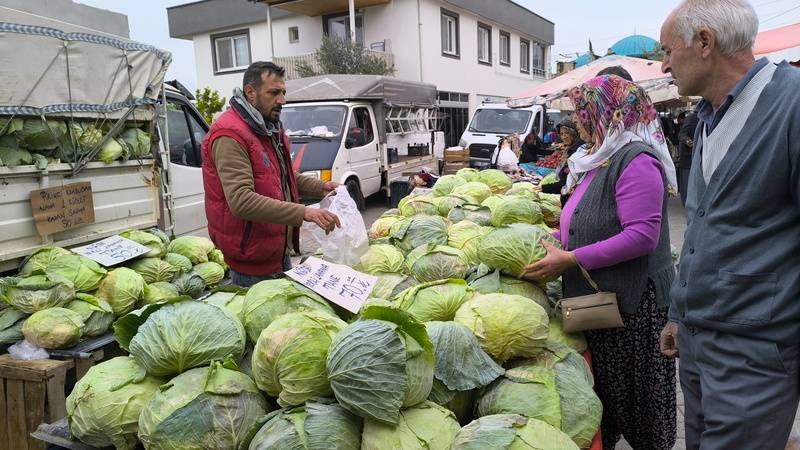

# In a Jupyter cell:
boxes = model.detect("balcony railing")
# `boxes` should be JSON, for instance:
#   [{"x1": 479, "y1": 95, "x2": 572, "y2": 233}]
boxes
[{"x1": 274, "y1": 50, "x2": 394, "y2": 80}]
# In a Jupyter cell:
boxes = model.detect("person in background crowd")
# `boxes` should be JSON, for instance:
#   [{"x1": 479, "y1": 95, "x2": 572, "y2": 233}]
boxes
[
  {"x1": 201, "y1": 61, "x2": 340, "y2": 287},
  {"x1": 597, "y1": 65, "x2": 633, "y2": 81},
  {"x1": 677, "y1": 111, "x2": 699, "y2": 205},
  {"x1": 519, "y1": 131, "x2": 551, "y2": 164},
  {"x1": 542, "y1": 120, "x2": 558, "y2": 145},
  {"x1": 660, "y1": 1, "x2": 800, "y2": 449},
  {"x1": 539, "y1": 117, "x2": 584, "y2": 204},
  {"x1": 525, "y1": 74, "x2": 678, "y2": 450}
]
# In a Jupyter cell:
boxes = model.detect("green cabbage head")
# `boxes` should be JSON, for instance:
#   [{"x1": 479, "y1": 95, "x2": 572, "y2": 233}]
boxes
[
  {"x1": 129, "y1": 258, "x2": 178, "y2": 283},
  {"x1": 243, "y1": 278, "x2": 336, "y2": 343},
  {"x1": 456, "y1": 167, "x2": 479, "y2": 182},
  {"x1": 405, "y1": 244, "x2": 470, "y2": 283},
  {"x1": 18, "y1": 119, "x2": 67, "y2": 150},
  {"x1": 66, "y1": 293, "x2": 115, "y2": 337},
  {"x1": 369, "y1": 273, "x2": 418, "y2": 299},
  {"x1": 476, "y1": 345, "x2": 602, "y2": 449},
  {"x1": 451, "y1": 182, "x2": 492, "y2": 204},
  {"x1": 434, "y1": 195, "x2": 468, "y2": 216},
  {"x1": 193, "y1": 261, "x2": 225, "y2": 287},
  {"x1": 447, "y1": 221, "x2": 492, "y2": 266},
  {"x1": 138, "y1": 360, "x2": 267, "y2": 450},
  {"x1": 399, "y1": 195, "x2": 440, "y2": 216},
  {"x1": 46, "y1": 254, "x2": 107, "y2": 293},
  {"x1": 359, "y1": 244, "x2": 405, "y2": 274},
  {"x1": 394, "y1": 279, "x2": 474, "y2": 322},
  {"x1": 120, "y1": 230, "x2": 166, "y2": 258},
  {"x1": 547, "y1": 314, "x2": 587, "y2": 353},
  {"x1": 97, "y1": 138, "x2": 127, "y2": 163},
  {"x1": 0, "y1": 308, "x2": 27, "y2": 344},
  {"x1": 389, "y1": 215, "x2": 449, "y2": 253},
  {"x1": 454, "y1": 293, "x2": 549, "y2": 363},
  {"x1": 0, "y1": 275, "x2": 74, "y2": 313},
  {"x1": 478, "y1": 224, "x2": 561, "y2": 278},
  {"x1": 327, "y1": 305, "x2": 434, "y2": 424},
  {"x1": 447, "y1": 204, "x2": 492, "y2": 226},
  {"x1": 203, "y1": 288, "x2": 246, "y2": 323},
  {"x1": 95, "y1": 267, "x2": 145, "y2": 316},
  {"x1": 18, "y1": 247, "x2": 72, "y2": 276},
  {"x1": 369, "y1": 215, "x2": 403, "y2": 241},
  {"x1": 432, "y1": 175, "x2": 467, "y2": 197},
  {"x1": 166, "y1": 236, "x2": 215, "y2": 264},
  {"x1": 164, "y1": 253, "x2": 192, "y2": 273},
  {"x1": 142, "y1": 282, "x2": 180, "y2": 305},
  {"x1": 252, "y1": 310, "x2": 347, "y2": 406},
  {"x1": 67, "y1": 357, "x2": 162, "y2": 450},
  {"x1": 452, "y1": 414, "x2": 579, "y2": 450},
  {"x1": 122, "y1": 300, "x2": 246, "y2": 377},
  {"x1": 477, "y1": 169, "x2": 512, "y2": 195},
  {"x1": 170, "y1": 271, "x2": 206, "y2": 298},
  {"x1": 490, "y1": 196, "x2": 543, "y2": 227},
  {"x1": 23, "y1": 307, "x2": 83, "y2": 349},
  {"x1": 506, "y1": 182, "x2": 540, "y2": 200},
  {"x1": 361, "y1": 401, "x2": 461, "y2": 450},
  {"x1": 468, "y1": 267, "x2": 551, "y2": 314},
  {"x1": 245, "y1": 400, "x2": 361, "y2": 450}
]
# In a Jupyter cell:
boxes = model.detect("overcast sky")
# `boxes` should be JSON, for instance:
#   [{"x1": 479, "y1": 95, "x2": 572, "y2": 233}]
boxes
[{"x1": 75, "y1": 0, "x2": 800, "y2": 92}]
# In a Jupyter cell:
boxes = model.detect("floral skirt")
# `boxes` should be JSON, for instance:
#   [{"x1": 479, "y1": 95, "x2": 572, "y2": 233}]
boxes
[{"x1": 585, "y1": 279, "x2": 677, "y2": 450}]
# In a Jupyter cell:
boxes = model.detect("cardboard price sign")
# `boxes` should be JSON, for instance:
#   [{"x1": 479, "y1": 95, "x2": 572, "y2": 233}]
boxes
[
  {"x1": 30, "y1": 182, "x2": 95, "y2": 236},
  {"x1": 285, "y1": 256, "x2": 377, "y2": 314},
  {"x1": 71, "y1": 235, "x2": 151, "y2": 267}
]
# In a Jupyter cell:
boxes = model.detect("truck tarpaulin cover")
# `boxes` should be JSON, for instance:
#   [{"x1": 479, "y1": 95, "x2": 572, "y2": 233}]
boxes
[
  {"x1": 0, "y1": 22, "x2": 171, "y2": 121},
  {"x1": 285, "y1": 75, "x2": 437, "y2": 108}
]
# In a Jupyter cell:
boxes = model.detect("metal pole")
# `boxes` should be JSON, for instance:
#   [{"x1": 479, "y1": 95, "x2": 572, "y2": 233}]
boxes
[
  {"x1": 267, "y1": 4, "x2": 275, "y2": 60},
  {"x1": 349, "y1": 0, "x2": 356, "y2": 44}
]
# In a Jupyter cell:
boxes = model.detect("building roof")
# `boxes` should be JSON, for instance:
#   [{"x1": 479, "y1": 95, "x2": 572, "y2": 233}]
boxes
[
  {"x1": 444, "y1": 0, "x2": 554, "y2": 45},
  {"x1": 609, "y1": 35, "x2": 659, "y2": 57},
  {"x1": 167, "y1": 0, "x2": 291, "y2": 40}
]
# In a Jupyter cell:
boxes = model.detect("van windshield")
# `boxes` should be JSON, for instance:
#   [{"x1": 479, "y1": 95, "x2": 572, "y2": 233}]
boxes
[
  {"x1": 468, "y1": 108, "x2": 532, "y2": 134},
  {"x1": 283, "y1": 105, "x2": 347, "y2": 139}
]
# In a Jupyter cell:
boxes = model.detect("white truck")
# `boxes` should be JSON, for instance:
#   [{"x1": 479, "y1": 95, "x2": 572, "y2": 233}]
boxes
[
  {"x1": 0, "y1": 22, "x2": 209, "y2": 273},
  {"x1": 283, "y1": 75, "x2": 443, "y2": 209},
  {"x1": 458, "y1": 102, "x2": 554, "y2": 168}
]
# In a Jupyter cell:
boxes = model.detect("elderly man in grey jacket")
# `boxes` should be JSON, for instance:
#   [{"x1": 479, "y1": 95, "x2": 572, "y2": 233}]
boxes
[{"x1": 659, "y1": 1, "x2": 800, "y2": 449}]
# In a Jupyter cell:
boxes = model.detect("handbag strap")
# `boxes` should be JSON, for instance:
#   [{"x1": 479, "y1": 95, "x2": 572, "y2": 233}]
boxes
[{"x1": 578, "y1": 264, "x2": 602, "y2": 292}]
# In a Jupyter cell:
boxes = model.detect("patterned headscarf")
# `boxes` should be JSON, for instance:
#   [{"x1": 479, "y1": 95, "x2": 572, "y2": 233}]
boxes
[{"x1": 564, "y1": 75, "x2": 678, "y2": 194}]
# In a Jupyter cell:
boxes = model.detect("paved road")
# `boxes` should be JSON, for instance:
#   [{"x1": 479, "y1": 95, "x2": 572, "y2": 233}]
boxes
[{"x1": 301, "y1": 195, "x2": 800, "y2": 449}]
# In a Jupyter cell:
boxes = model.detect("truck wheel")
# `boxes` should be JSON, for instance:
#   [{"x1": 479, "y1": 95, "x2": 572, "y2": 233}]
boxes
[{"x1": 345, "y1": 179, "x2": 365, "y2": 211}]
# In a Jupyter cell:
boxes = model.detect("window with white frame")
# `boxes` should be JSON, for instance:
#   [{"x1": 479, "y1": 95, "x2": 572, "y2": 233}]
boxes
[
  {"x1": 499, "y1": 31, "x2": 510, "y2": 66},
  {"x1": 441, "y1": 9, "x2": 459, "y2": 57},
  {"x1": 289, "y1": 26, "x2": 299, "y2": 43},
  {"x1": 520, "y1": 38, "x2": 530, "y2": 73},
  {"x1": 532, "y1": 43, "x2": 545, "y2": 73},
  {"x1": 477, "y1": 23, "x2": 491, "y2": 64},
  {"x1": 212, "y1": 31, "x2": 251, "y2": 73}
]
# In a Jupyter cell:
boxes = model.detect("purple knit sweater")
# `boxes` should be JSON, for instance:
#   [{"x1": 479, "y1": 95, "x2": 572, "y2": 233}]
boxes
[{"x1": 554, "y1": 154, "x2": 664, "y2": 270}]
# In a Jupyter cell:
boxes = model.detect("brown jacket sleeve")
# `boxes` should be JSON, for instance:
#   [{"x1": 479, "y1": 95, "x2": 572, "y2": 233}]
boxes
[
  {"x1": 295, "y1": 173, "x2": 327, "y2": 199},
  {"x1": 211, "y1": 137, "x2": 306, "y2": 227}
]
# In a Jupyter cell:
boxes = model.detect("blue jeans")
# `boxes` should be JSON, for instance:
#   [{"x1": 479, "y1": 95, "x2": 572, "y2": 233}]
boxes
[{"x1": 229, "y1": 255, "x2": 292, "y2": 288}]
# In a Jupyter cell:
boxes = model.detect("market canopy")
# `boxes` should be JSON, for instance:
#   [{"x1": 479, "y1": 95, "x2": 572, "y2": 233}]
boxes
[
  {"x1": 754, "y1": 22, "x2": 800, "y2": 65},
  {"x1": 508, "y1": 55, "x2": 691, "y2": 110}
]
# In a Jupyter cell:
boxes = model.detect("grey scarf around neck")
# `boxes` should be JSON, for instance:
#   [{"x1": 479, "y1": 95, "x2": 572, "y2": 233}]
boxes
[{"x1": 230, "y1": 87, "x2": 281, "y2": 137}]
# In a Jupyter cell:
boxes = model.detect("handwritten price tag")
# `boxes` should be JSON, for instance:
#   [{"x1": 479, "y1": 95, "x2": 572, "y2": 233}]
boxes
[
  {"x1": 285, "y1": 256, "x2": 377, "y2": 314},
  {"x1": 71, "y1": 235, "x2": 151, "y2": 267},
  {"x1": 30, "y1": 182, "x2": 95, "y2": 236}
]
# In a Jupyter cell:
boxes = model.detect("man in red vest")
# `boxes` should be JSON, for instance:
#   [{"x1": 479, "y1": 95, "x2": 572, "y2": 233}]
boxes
[{"x1": 201, "y1": 61, "x2": 340, "y2": 287}]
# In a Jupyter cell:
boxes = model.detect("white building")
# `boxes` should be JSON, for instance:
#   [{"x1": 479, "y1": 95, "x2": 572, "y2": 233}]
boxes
[{"x1": 167, "y1": 0, "x2": 554, "y2": 146}]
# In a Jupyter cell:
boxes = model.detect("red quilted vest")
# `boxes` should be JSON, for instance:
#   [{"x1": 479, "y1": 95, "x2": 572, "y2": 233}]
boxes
[{"x1": 201, "y1": 107, "x2": 300, "y2": 276}]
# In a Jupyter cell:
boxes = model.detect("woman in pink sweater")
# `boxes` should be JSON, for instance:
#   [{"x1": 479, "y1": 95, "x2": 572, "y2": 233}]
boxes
[{"x1": 524, "y1": 75, "x2": 679, "y2": 450}]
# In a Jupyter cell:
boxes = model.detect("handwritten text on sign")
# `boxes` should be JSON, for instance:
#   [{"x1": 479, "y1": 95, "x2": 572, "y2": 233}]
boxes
[
  {"x1": 30, "y1": 182, "x2": 95, "y2": 236},
  {"x1": 71, "y1": 235, "x2": 151, "y2": 267},
  {"x1": 285, "y1": 256, "x2": 377, "y2": 314}
]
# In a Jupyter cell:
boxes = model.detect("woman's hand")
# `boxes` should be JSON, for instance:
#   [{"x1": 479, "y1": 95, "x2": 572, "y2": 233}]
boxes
[{"x1": 523, "y1": 240, "x2": 578, "y2": 281}]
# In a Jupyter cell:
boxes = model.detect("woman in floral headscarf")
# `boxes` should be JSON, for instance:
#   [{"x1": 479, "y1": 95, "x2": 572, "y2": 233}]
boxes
[{"x1": 524, "y1": 75, "x2": 678, "y2": 450}]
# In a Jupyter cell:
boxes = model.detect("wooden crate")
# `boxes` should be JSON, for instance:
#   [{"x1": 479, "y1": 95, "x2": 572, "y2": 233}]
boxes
[{"x1": 0, "y1": 355, "x2": 73, "y2": 450}]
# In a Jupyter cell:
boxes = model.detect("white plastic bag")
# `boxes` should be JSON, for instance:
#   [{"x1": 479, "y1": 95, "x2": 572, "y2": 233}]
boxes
[
  {"x1": 9, "y1": 340, "x2": 49, "y2": 360},
  {"x1": 302, "y1": 186, "x2": 369, "y2": 266}
]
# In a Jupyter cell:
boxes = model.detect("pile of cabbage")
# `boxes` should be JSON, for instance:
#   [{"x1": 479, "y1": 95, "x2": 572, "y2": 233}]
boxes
[
  {"x1": 0, "y1": 117, "x2": 153, "y2": 169},
  {"x1": 0, "y1": 230, "x2": 229, "y2": 350},
  {"x1": 25, "y1": 168, "x2": 601, "y2": 449}
]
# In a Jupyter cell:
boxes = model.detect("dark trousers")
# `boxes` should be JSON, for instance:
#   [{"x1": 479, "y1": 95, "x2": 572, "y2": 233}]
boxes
[
  {"x1": 678, "y1": 322, "x2": 799, "y2": 450},
  {"x1": 229, "y1": 255, "x2": 292, "y2": 288}
]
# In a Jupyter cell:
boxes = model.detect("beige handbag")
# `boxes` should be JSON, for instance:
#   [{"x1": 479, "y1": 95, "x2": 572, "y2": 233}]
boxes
[{"x1": 558, "y1": 265, "x2": 624, "y2": 332}]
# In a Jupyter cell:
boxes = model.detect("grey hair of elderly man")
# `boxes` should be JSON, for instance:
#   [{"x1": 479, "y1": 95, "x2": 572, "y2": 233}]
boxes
[{"x1": 659, "y1": 1, "x2": 800, "y2": 450}]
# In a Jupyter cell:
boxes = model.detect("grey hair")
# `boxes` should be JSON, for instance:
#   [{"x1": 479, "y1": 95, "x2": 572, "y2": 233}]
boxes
[{"x1": 673, "y1": 0, "x2": 758, "y2": 55}]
